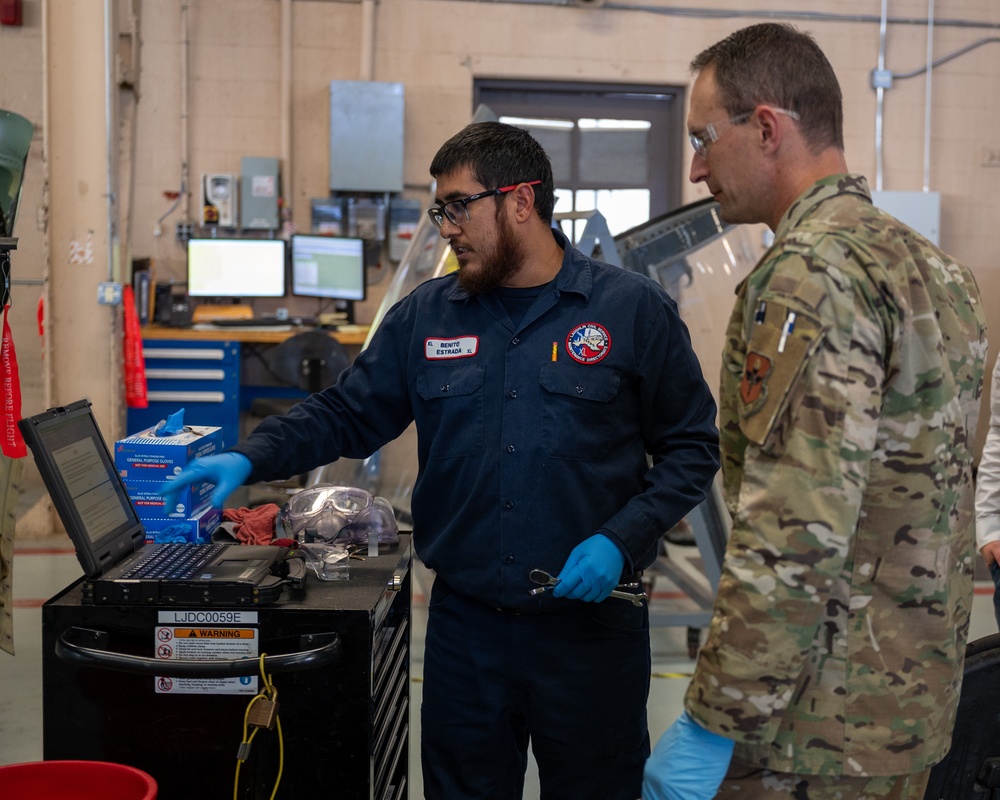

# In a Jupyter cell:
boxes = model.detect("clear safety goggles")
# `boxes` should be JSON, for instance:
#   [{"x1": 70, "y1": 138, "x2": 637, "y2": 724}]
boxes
[{"x1": 277, "y1": 484, "x2": 398, "y2": 546}]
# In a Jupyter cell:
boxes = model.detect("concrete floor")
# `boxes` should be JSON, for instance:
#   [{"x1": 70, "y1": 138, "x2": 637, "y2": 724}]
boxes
[{"x1": 2, "y1": 532, "x2": 998, "y2": 797}]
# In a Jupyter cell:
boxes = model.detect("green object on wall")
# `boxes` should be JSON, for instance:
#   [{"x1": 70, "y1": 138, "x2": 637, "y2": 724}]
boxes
[{"x1": 0, "y1": 109, "x2": 33, "y2": 238}]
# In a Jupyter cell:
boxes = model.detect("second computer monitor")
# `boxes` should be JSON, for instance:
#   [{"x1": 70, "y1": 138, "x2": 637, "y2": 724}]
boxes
[{"x1": 291, "y1": 235, "x2": 366, "y2": 302}]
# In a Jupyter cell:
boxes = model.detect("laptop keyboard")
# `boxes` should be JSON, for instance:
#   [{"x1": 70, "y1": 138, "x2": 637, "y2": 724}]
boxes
[{"x1": 122, "y1": 543, "x2": 226, "y2": 580}]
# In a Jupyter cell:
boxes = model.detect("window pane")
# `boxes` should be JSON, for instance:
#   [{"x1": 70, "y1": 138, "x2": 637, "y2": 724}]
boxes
[
  {"x1": 499, "y1": 116, "x2": 574, "y2": 184},
  {"x1": 553, "y1": 188, "x2": 574, "y2": 215},
  {"x1": 554, "y1": 189, "x2": 574, "y2": 240},
  {"x1": 479, "y1": 81, "x2": 684, "y2": 216},
  {"x1": 579, "y1": 120, "x2": 649, "y2": 186},
  {"x1": 575, "y1": 190, "x2": 596, "y2": 212},
  {"x1": 595, "y1": 189, "x2": 650, "y2": 236}
]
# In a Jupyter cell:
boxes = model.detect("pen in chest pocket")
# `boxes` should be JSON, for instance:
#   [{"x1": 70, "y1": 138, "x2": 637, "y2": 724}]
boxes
[{"x1": 777, "y1": 311, "x2": 797, "y2": 353}]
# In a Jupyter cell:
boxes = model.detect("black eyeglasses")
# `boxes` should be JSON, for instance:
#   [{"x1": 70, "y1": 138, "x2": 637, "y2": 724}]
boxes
[{"x1": 426, "y1": 180, "x2": 541, "y2": 230}]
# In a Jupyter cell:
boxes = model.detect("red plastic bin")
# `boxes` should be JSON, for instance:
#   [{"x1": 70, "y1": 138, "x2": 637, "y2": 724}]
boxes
[{"x1": 0, "y1": 760, "x2": 157, "y2": 799}]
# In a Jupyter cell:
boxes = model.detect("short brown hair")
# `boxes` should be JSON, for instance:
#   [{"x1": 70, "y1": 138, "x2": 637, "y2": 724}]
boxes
[{"x1": 691, "y1": 23, "x2": 844, "y2": 153}]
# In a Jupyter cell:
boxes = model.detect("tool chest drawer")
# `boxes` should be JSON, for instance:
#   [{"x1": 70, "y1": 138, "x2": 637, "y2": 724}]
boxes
[
  {"x1": 373, "y1": 593, "x2": 410, "y2": 800},
  {"x1": 127, "y1": 338, "x2": 241, "y2": 447}
]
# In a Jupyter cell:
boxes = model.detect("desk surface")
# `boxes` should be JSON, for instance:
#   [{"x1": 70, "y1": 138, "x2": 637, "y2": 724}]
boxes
[{"x1": 142, "y1": 322, "x2": 370, "y2": 346}]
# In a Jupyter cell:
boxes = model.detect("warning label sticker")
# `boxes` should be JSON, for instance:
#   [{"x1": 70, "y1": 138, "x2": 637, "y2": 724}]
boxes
[{"x1": 154, "y1": 625, "x2": 259, "y2": 695}]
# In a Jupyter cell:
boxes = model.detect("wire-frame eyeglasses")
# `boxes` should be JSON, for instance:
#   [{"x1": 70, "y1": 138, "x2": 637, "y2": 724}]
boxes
[{"x1": 688, "y1": 108, "x2": 800, "y2": 158}]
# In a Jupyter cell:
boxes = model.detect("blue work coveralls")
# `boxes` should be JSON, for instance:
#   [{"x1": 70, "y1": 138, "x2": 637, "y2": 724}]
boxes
[{"x1": 233, "y1": 228, "x2": 720, "y2": 799}]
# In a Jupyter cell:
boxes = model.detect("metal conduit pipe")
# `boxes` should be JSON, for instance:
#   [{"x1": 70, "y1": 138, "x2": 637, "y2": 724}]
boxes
[
  {"x1": 923, "y1": 0, "x2": 934, "y2": 192},
  {"x1": 361, "y1": 0, "x2": 376, "y2": 81},
  {"x1": 892, "y1": 37, "x2": 1000, "y2": 79},
  {"x1": 155, "y1": 4, "x2": 190, "y2": 230},
  {"x1": 875, "y1": 0, "x2": 889, "y2": 192},
  {"x1": 449, "y1": 0, "x2": 1000, "y2": 30},
  {"x1": 180, "y1": 3, "x2": 191, "y2": 224},
  {"x1": 282, "y1": 0, "x2": 293, "y2": 224},
  {"x1": 104, "y1": 0, "x2": 121, "y2": 428},
  {"x1": 103, "y1": 0, "x2": 116, "y2": 282}
]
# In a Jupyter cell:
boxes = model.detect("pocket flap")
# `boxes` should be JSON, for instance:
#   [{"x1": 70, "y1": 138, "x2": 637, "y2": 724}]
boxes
[
  {"x1": 416, "y1": 364, "x2": 485, "y2": 400},
  {"x1": 539, "y1": 363, "x2": 621, "y2": 402}
]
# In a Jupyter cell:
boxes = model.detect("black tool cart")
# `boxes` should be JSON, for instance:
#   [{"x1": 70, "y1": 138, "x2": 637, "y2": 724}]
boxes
[{"x1": 41, "y1": 536, "x2": 412, "y2": 800}]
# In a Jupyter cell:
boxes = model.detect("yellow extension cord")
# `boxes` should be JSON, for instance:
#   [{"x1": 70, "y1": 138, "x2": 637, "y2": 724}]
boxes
[{"x1": 233, "y1": 652, "x2": 285, "y2": 800}]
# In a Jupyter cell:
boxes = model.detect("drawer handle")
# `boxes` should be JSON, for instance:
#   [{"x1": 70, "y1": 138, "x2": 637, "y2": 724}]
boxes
[
  {"x1": 147, "y1": 391, "x2": 226, "y2": 404},
  {"x1": 145, "y1": 369, "x2": 227, "y2": 381},
  {"x1": 143, "y1": 347, "x2": 227, "y2": 361},
  {"x1": 56, "y1": 627, "x2": 343, "y2": 677}
]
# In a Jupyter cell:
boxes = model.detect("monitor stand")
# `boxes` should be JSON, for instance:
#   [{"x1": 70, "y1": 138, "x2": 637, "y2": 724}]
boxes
[{"x1": 325, "y1": 299, "x2": 354, "y2": 325}]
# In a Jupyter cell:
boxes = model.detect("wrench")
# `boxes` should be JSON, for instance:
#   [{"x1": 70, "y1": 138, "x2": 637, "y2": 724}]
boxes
[{"x1": 528, "y1": 568, "x2": 647, "y2": 607}]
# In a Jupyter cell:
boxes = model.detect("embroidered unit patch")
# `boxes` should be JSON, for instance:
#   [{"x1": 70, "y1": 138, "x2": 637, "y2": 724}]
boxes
[
  {"x1": 566, "y1": 323, "x2": 610, "y2": 364},
  {"x1": 740, "y1": 350, "x2": 772, "y2": 415}
]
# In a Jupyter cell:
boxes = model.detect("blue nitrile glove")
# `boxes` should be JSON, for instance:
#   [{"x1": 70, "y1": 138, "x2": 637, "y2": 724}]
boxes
[
  {"x1": 158, "y1": 452, "x2": 252, "y2": 510},
  {"x1": 154, "y1": 408, "x2": 186, "y2": 436},
  {"x1": 552, "y1": 533, "x2": 625, "y2": 603},
  {"x1": 642, "y1": 711, "x2": 735, "y2": 800}
]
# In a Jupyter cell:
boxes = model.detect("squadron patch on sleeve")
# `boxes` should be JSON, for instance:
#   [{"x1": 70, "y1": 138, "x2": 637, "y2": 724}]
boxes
[
  {"x1": 566, "y1": 323, "x2": 611, "y2": 364},
  {"x1": 425, "y1": 336, "x2": 479, "y2": 360},
  {"x1": 740, "y1": 351, "x2": 772, "y2": 416}
]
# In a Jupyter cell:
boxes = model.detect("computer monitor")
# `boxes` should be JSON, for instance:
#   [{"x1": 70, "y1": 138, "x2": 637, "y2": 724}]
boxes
[
  {"x1": 291, "y1": 235, "x2": 366, "y2": 302},
  {"x1": 186, "y1": 238, "x2": 286, "y2": 298}
]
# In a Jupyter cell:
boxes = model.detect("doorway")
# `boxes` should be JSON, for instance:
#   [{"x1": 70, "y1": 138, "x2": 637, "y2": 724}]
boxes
[{"x1": 474, "y1": 79, "x2": 686, "y2": 240}]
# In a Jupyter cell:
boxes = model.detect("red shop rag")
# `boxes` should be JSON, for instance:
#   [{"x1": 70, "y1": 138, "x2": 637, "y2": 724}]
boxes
[{"x1": 222, "y1": 504, "x2": 280, "y2": 545}]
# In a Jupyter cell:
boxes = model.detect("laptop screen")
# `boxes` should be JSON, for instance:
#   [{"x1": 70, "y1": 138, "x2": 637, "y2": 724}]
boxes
[{"x1": 20, "y1": 400, "x2": 143, "y2": 571}]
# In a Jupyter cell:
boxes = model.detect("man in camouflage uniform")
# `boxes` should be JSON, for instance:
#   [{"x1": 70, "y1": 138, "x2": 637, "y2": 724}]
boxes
[
  {"x1": 643, "y1": 23, "x2": 988, "y2": 800},
  {"x1": 976, "y1": 351, "x2": 1000, "y2": 629}
]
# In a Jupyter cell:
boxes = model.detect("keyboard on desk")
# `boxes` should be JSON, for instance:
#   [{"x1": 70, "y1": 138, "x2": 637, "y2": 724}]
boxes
[{"x1": 209, "y1": 317, "x2": 312, "y2": 327}]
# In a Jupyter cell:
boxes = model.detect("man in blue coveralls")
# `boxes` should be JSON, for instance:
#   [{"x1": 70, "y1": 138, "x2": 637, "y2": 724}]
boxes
[{"x1": 163, "y1": 121, "x2": 720, "y2": 799}]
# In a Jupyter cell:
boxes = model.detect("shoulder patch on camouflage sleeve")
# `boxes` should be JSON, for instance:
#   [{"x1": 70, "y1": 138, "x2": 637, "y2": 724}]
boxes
[
  {"x1": 738, "y1": 300, "x2": 825, "y2": 450},
  {"x1": 740, "y1": 351, "x2": 772, "y2": 415}
]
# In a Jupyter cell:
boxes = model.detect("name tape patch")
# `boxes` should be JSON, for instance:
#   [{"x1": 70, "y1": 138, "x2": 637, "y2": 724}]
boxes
[{"x1": 425, "y1": 336, "x2": 479, "y2": 360}]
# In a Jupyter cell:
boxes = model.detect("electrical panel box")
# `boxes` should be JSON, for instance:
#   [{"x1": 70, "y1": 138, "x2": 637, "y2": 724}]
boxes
[
  {"x1": 871, "y1": 190, "x2": 941, "y2": 246},
  {"x1": 345, "y1": 195, "x2": 386, "y2": 242},
  {"x1": 329, "y1": 81, "x2": 404, "y2": 193},
  {"x1": 240, "y1": 157, "x2": 280, "y2": 230},
  {"x1": 201, "y1": 173, "x2": 238, "y2": 228},
  {"x1": 311, "y1": 197, "x2": 344, "y2": 235}
]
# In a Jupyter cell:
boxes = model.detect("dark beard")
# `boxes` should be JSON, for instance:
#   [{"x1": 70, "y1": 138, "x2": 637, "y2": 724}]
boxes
[{"x1": 457, "y1": 212, "x2": 526, "y2": 295}]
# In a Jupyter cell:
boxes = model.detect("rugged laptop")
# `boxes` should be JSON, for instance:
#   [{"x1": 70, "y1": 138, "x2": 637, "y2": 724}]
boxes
[{"x1": 19, "y1": 399, "x2": 291, "y2": 606}]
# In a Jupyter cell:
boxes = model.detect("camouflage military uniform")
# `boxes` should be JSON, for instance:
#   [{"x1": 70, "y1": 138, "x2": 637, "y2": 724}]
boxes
[{"x1": 685, "y1": 174, "x2": 988, "y2": 779}]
